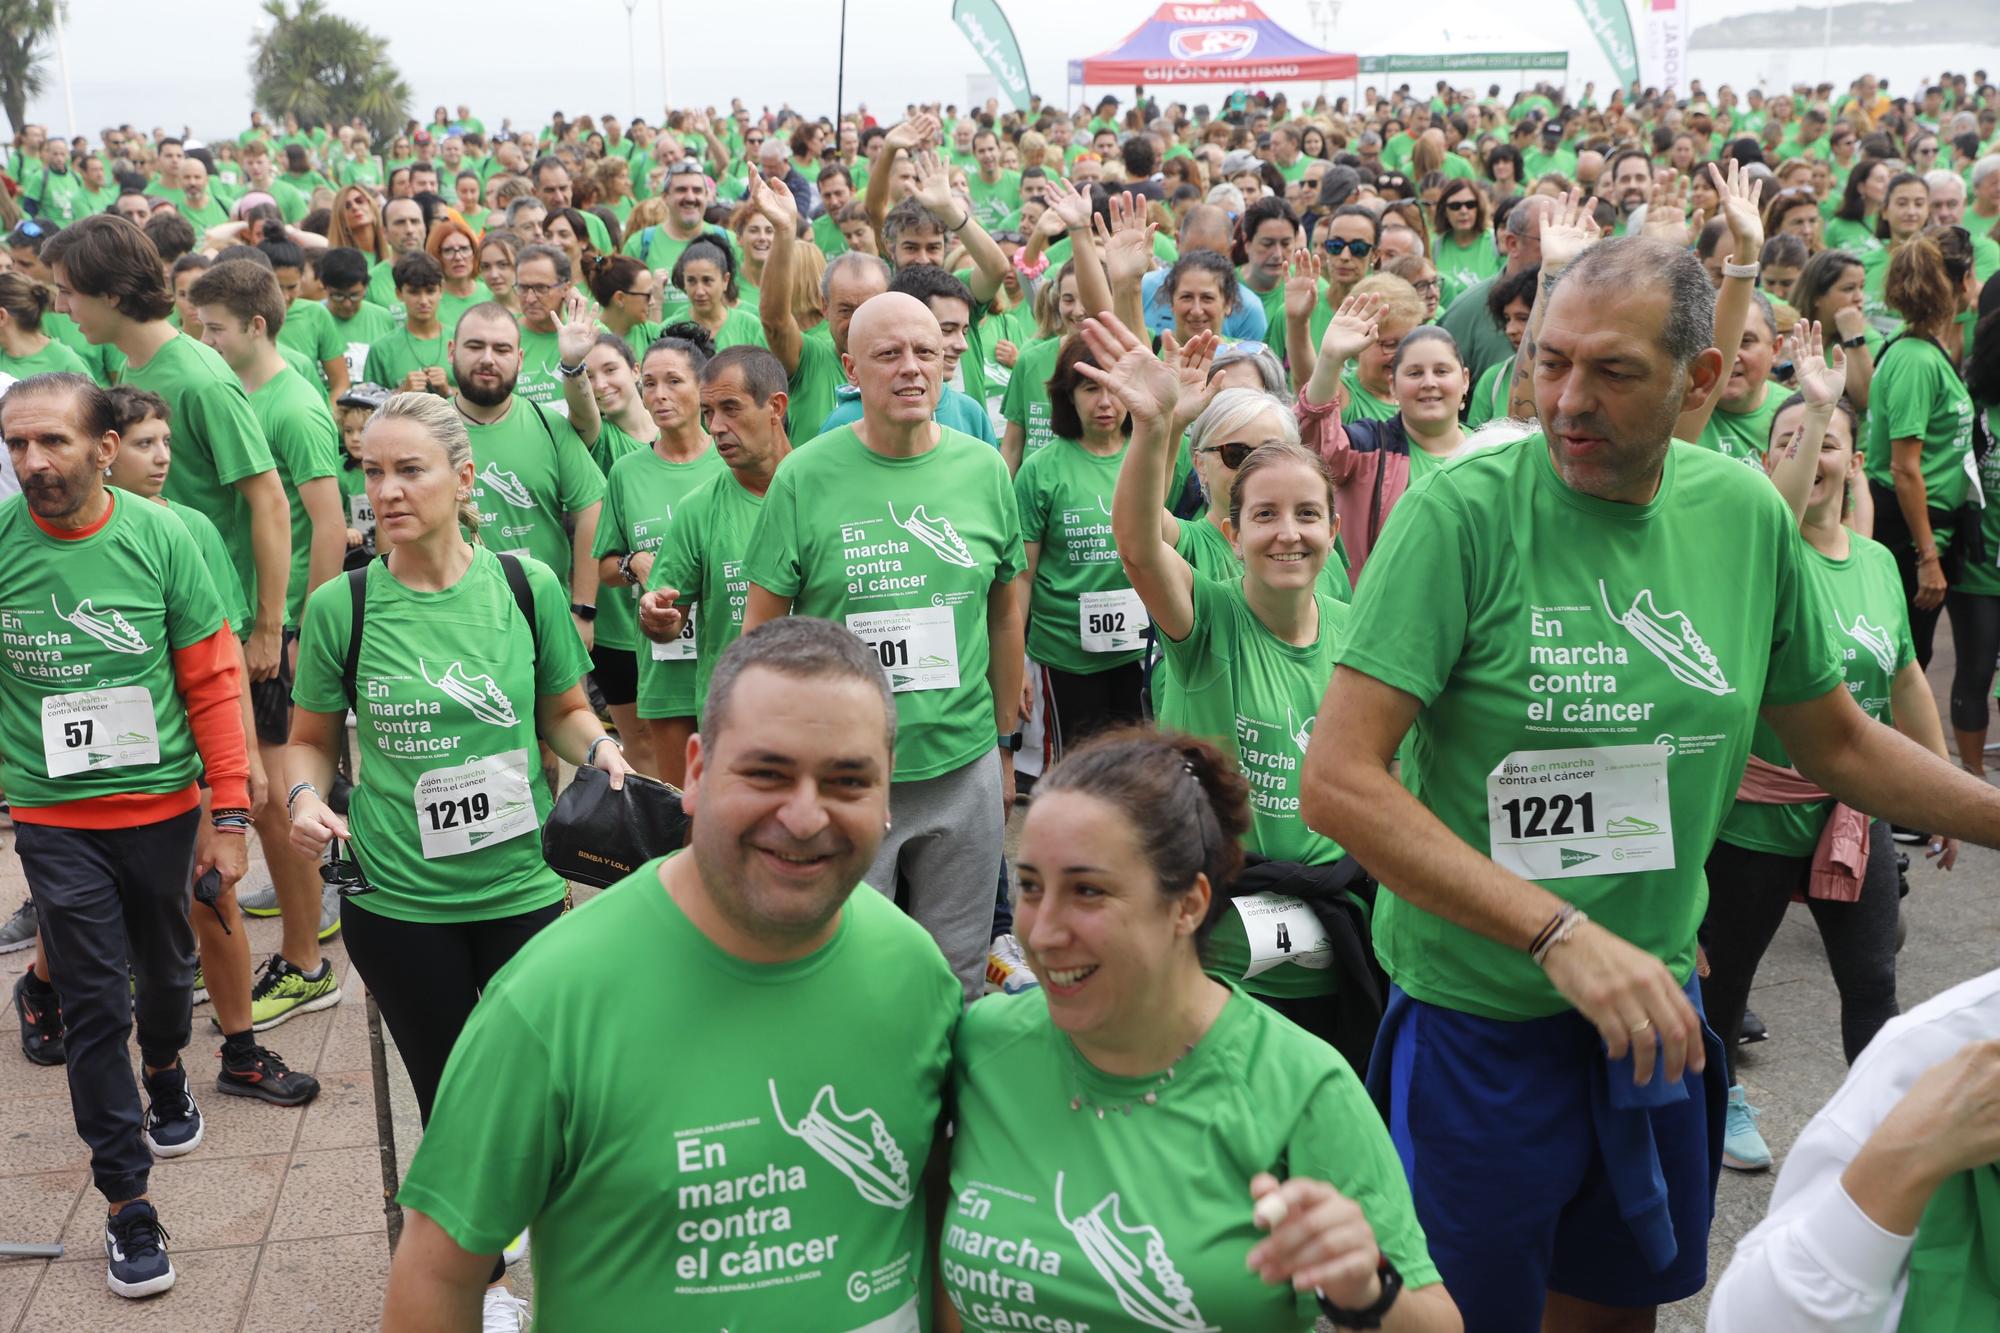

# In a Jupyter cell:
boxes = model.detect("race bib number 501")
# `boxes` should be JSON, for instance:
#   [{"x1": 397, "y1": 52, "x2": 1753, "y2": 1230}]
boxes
[{"x1": 1486, "y1": 744, "x2": 1675, "y2": 881}]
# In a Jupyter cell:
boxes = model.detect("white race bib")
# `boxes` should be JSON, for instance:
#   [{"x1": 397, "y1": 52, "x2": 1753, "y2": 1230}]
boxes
[
  {"x1": 1487, "y1": 744, "x2": 1675, "y2": 881},
  {"x1": 412, "y1": 748, "x2": 536, "y2": 858},
  {"x1": 649, "y1": 604, "x2": 697, "y2": 662},
  {"x1": 846, "y1": 606, "x2": 959, "y2": 693},
  {"x1": 41, "y1": 686, "x2": 159, "y2": 778},
  {"x1": 1231, "y1": 892, "x2": 1332, "y2": 978},
  {"x1": 1078, "y1": 588, "x2": 1148, "y2": 653},
  {"x1": 348, "y1": 491, "x2": 375, "y2": 535},
  {"x1": 343, "y1": 342, "x2": 371, "y2": 383}
]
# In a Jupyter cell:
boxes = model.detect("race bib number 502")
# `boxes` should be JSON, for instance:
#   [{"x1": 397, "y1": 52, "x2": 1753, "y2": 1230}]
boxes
[{"x1": 1486, "y1": 744, "x2": 1675, "y2": 881}]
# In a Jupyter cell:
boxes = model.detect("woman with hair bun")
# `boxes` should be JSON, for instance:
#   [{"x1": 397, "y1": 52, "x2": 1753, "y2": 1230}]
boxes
[
  {"x1": 942, "y1": 725, "x2": 1459, "y2": 1333},
  {"x1": 0, "y1": 272, "x2": 90, "y2": 380}
]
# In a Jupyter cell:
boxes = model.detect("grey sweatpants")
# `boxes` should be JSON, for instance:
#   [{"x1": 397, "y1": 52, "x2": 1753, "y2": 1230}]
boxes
[{"x1": 867, "y1": 753, "x2": 1004, "y2": 1003}]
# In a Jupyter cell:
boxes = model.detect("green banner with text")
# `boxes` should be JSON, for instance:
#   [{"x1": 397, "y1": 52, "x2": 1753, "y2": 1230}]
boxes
[
  {"x1": 953, "y1": 0, "x2": 1033, "y2": 112},
  {"x1": 1358, "y1": 52, "x2": 1570, "y2": 75},
  {"x1": 1574, "y1": 0, "x2": 1641, "y2": 91}
]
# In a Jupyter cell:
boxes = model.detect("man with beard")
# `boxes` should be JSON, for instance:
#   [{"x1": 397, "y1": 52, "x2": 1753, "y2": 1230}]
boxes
[
  {"x1": 384, "y1": 619, "x2": 955, "y2": 1330},
  {"x1": 1604, "y1": 148, "x2": 1655, "y2": 235},
  {"x1": 622, "y1": 159, "x2": 737, "y2": 279},
  {"x1": 531, "y1": 156, "x2": 611, "y2": 253},
  {"x1": 0, "y1": 372, "x2": 253, "y2": 1300},
  {"x1": 450, "y1": 304, "x2": 603, "y2": 640}
]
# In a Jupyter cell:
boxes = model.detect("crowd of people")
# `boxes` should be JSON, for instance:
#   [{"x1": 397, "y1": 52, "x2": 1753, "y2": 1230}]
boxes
[{"x1": 2, "y1": 63, "x2": 2000, "y2": 1330}]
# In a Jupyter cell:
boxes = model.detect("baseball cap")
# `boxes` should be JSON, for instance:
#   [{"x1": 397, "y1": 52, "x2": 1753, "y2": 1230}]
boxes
[{"x1": 1221, "y1": 149, "x2": 1261, "y2": 178}]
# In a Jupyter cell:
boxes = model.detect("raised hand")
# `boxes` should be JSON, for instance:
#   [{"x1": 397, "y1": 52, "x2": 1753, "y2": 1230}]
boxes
[
  {"x1": 1074, "y1": 312, "x2": 1181, "y2": 427},
  {"x1": 994, "y1": 339, "x2": 1019, "y2": 369},
  {"x1": 1043, "y1": 173, "x2": 1094, "y2": 235},
  {"x1": 1284, "y1": 248, "x2": 1323, "y2": 322},
  {"x1": 1789, "y1": 320, "x2": 1846, "y2": 408},
  {"x1": 1160, "y1": 328, "x2": 1220, "y2": 426},
  {"x1": 1538, "y1": 185, "x2": 1603, "y2": 275},
  {"x1": 1642, "y1": 169, "x2": 1701, "y2": 247},
  {"x1": 910, "y1": 151, "x2": 964, "y2": 224},
  {"x1": 1709, "y1": 159, "x2": 1765, "y2": 265},
  {"x1": 556, "y1": 288, "x2": 598, "y2": 367},
  {"x1": 1318, "y1": 291, "x2": 1385, "y2": 367},
  {"x1": 746, "y1": 168, "x2": 799, "y2": 231},
  {"x1": 1094, "y1": 191, "x2": 1157, "y2": 289}
]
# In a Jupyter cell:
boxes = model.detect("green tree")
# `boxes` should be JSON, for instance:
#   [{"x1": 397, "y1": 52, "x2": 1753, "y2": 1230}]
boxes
[
  {"x1": 249, "y1": 0, "x2": 409, "y2": 142},
  {"x1": 0, "y1": 0, "x2": 63, "y2": 137}
]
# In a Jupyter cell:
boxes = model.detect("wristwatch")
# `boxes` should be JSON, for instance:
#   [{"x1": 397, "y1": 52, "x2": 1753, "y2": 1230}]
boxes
[
  {"x1": 1839, "y1": 333, "x2": 1869, "y2": 350},
  {"x1": 570, "y1": 602, "x2": 598, "y2": 622},
  {"x1": 616, "y1": 552, "x2": 644, "y2": 588},
  {"x1": 1317, "y1": 1256, "x2": 1404, "y2": 1330},
  {"x1": 556, "y1": 359, "x2": 587, "y2": 379},
  {"x1": 998, "y1": 731, "x2": 1023, "y2": 752}
]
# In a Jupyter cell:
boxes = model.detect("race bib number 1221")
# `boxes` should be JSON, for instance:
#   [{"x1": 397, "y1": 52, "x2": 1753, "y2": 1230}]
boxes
[{"x1": 1486, "y1": 744, "x2": 1675, "y2": 881}]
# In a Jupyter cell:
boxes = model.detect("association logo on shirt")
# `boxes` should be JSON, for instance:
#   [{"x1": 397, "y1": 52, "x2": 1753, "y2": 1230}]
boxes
[
  {"x1": 477, "y1": 462, "x2": 535, "y2": 510},
  {"x1": 1054, "y1": 1172, "x2": 1216, "y2": 1332},
  {"x1": 1597, "y1": 581, "x2": 1733, "y2": 696},
  {"x1": 887, "y1": 501, "x2": 975, "y2": 569},
  {"x1": 420, "y1": 659, "x2": 517, "y2": 727},
  {"x1": 1841, "y1": 613, "x2": 1897, "y2": 675},
  {"x1": 52, "y1": 596, "x2": 150, "y2": 655},
  {"x1": 769, "y1": 1080, "x2": 914, "y2": 1209}
]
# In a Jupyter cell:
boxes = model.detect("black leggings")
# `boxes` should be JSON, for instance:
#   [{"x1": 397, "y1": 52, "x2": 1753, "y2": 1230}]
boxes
[
  {"x1": 1699, "y1": 820, "x2": 1901, "y2": 1086},
  {"x1": 1946, "y1": 589, "x2": 2000, "y2": 733},
  {"x1": 1040, "y1": 662, "x2": 1145, "y2": 756},
  {"x1": 1882, "y1": 531, "x2": 1948, "y2": 670}
]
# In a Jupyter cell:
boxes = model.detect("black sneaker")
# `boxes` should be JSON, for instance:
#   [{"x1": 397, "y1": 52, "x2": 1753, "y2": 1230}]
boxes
[
  {"x1": 141, "y1": 1062, "x2": 204, "y2": 1158},
  {"x1": 14, "y1": 970, "x2": 63, "y2": 1065},
  {"x1": 1739, "y1": 1007, "x2": 1769, "y2": 1045},
  {"x1": 217, "y1": 1042, "x2": 321, "y2": 1106},
  {"x1": 104, "y1": 1200, "x2": 174, "y2": 1298}
]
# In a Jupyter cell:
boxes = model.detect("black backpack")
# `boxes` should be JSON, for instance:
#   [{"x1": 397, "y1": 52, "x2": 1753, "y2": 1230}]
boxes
[{"x1": 340, "y1": 552, "x2": 538, "y2": 709}]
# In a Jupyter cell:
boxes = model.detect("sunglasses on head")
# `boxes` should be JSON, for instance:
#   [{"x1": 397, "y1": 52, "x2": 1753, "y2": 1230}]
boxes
[{"x1": 1322, "y1": 236, "x2": 1374, "y2": 257}]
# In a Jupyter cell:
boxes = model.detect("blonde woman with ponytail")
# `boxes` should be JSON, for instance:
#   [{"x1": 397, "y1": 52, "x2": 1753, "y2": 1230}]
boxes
[
  {"x1": 0, "y1": 272, "x2": 91, "y2": 379},
  {"x1": 283, "y1": 392, "x2": 628, "y2": 1324}
]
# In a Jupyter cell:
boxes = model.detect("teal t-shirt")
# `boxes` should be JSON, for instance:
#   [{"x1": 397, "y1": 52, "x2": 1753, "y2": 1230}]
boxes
[
  {"x1": 1338, "y1": 437, "x2": 1843, "y2": 1020},
  {"x1": 397, "y1": 860, "x2": 958, "y2": 1329}
]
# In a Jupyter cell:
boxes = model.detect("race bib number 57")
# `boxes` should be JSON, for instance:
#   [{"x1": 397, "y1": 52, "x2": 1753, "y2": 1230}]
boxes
[{"x1": 1486, "y1": 744, "x2": 1675, "y2": 881}]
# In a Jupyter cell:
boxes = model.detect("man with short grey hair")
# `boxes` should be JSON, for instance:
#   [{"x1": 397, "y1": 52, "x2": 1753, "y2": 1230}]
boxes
[{"x1": 1439, "y1": 192, "x2": 1558, "y2": 379}]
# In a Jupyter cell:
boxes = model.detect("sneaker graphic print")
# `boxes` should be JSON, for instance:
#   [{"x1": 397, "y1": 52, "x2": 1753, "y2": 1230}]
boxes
[
  {"x1": 1598, "y1": 580, "x2": 1733, "y2": 696},
  {"x1": 1842, "y1": 613, "x2": 1898, "y2": 675},
  {"x1": 769, "y1": 1080, "x2": 913, "y2": 1209},
  {"x1": 478, "y1": 462, "x2": 535, "y2": 510},
  {"x1": 51, "y1": 595, "x2": 149, "y2": 655},
  {"x1": 420, "y1": 659, "x2": 518, "y2": 727},
  {"x1": 887, "y1": 501, "x2": 976, "y2": 569},
  {"x1": 1054, "y1": 1172, "x2": 1217, "y2": 1332}
]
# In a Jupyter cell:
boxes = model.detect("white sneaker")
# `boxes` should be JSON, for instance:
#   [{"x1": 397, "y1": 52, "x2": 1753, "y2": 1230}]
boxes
[{"x1": 482, "y1": 1283, "x2": 531, "y2": 1331}]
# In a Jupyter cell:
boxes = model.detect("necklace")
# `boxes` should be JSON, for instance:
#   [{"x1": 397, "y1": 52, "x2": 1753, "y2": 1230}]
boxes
[{"x1": 1066, "y1": 1041, "x2": 1195, "y2": 1118}]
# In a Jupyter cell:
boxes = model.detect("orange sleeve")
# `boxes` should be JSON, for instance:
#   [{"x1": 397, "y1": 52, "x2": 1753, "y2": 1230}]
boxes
[{"x1": 173, "y1": 624, "x2": 251, "y2": 812}]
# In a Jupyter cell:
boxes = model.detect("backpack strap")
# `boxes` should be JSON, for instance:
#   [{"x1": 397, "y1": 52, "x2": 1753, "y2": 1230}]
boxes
[
  {"x1": 494, "y1": 551, "x2": 540, "y2": 665},
  {"x1": 341, "y1": 557, "x2": 384, "y2": 711},
  {"x1": 523, "y1": 397, "x2": 560, "y2": 448}
]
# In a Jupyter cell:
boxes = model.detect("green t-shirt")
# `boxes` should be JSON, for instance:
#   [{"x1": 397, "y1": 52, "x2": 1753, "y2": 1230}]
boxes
[
  {"x1": 465, "y1": 398, "x2": 608, "y2": 594},
  {"x1": 1438, "y1": 273, "x2": 1516, "y2": 381},
  {"x1": 708, "y1": 306, "x2": 769, "y2": 352},
  {"x1": 1823, "y1": 216, "x2": 1882, "y2": 258},
  {"x1": 820, "y1": 383, "x2": 997, "y2": 447},
  {"x1": 0, "y1": 491, "x2": 224, "y2": 809},
  {"x1": 1338, "y1": 437, "x2": 1842, "y2": 1020},
  {"x1": 276, "y1": 298, "x2": 343, "y2": 388},
  {"x1": 362, "y1": 327, "x2": 452, "y2": 393},
  {"x1": 944, "y1": 985, "x2": 1440, "y2": 1330},
  {"x1": 999, "y1": 335, "x2": 1062, "y2": 458},
  {"x1": 292, "y1": 546, "x2": 589, "y2": 922},
  {"x1": 327, "y1": 299, "x2": 398, "y2": 385},
  {"x1": 398, "y1": 857, "x2": 958, "y2": 1329},
  {"x1": 746, "y1": 425, "x2": 1024, "y2": 782},
  {"x1": 1340, "y1": 368, "x2": 1398, "y2": 424},
  {"x1": 166, "y1": 498, "x2": 250, "y2": 634},
  {"x1": 1696, "y1": 384, "x2": 1785, "y2": 467},
  {"x1": 1719, "y1": 533, "x2": 1912, "y2": 856},
  {"x1": 967, "y1": 170, "x2": 1022, "y2": 230},
  {"x1": 515, "y1": 325, "x2": 569, "y2": 410},
  {"x1": 1860, "y1": 244, "x2": 1904, "y2": 336},
  {"x1": 1015, "y1": 438, "x2": 1144, "y2": 675},
  {"x1": 1240, "y1": 270, "x2": 1292, "y2": 351},
  {"x1": 591, "y1": 444, "x2": 725, "y2": 714},
  {"x1": 0, "y1": 337, "x2": 90, "y2": 381},
  {"x1": 1434, "y1": 231, "x2": 1501, "y2": 311},
  {"x1": 648, "y1": 467, "x2": 767, "y2": 718},
  {"x1": 436, "y1": 282, "x2": 495, "y2": 345},
  {"x1": 810, "y1": 213, "x2": 847, "y2": 259},
  {"x1": 337, "y1": 463, "x2": 373, "y2": 548},
  {"x1": 44, "y1": 313, "x2": 125, "y2": 387},
  {"x1": 176, "y1": 193, "x2": 229, "y2": 233},
  {"x1": 786, "y1": 329, "x2": 844, "y2": 443},
  {"x1": 248, "y1": 367, "x2": 342, "y2": 627},
  {"x1": 28, "y1": 168, "x2": 86, "y2": 227},
  {"x1": 1159, "y1": 573, "x2": 1350, "y2": 867},
  {"x1": 126, "y1": 334, "x2": 279, "y2": 635},
  {"x1": 1466, "y1": 358, "x2": 1512, "y2": 429},
  {"x1": 1863, "y1": 336, "x2": 1976, "y2": 529}
]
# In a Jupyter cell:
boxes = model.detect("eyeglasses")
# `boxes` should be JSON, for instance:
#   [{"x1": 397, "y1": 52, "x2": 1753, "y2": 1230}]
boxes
[
  {"x1": 1321, "y1": 237, "x2": 1374, "y2": 257},
  {"x1": 1408, "y1": 278, "x2": 1441, "y2": 295},
  {"x1": 439, "y1": 245, "x2": 473, "y2": 258},
  {"x1": 516, "y1": 281, "x2": 561, "y2": 296}
]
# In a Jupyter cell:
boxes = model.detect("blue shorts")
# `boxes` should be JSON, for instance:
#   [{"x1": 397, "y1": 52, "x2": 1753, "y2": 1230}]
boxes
[{"x1": 1365, "y1": 977, "x2": 1726, "y2": 1330}]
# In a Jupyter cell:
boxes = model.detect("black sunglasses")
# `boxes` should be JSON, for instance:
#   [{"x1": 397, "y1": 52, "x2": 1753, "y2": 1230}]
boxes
[
  {"x1": 1322, "y1": 237, "x2": 1374, "y2": 257},
  {"x1": 1196, "y1": 441, "x2": 1257, "y2": 469}
]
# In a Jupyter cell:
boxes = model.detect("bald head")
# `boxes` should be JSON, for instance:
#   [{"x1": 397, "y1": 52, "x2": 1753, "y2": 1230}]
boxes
[
  {"x1": 1179, "y1": 204, "x2": 1234, "y2": 256},
  {"x1": 845, "y1": 293, "x2": 943, "y2": 431}
]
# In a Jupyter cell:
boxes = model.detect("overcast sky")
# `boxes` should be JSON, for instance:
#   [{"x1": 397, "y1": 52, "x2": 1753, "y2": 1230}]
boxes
[{"x1": 24, "y1": 0, "x2": 1999, "y2": 142}]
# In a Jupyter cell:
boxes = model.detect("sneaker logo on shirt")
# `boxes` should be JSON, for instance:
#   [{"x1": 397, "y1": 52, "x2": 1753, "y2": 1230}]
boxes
[
  {"x1": 1287, "y1": 704, "x2": 1314, "y2": 754},
  {"x1": 420, "y1": 659, "x2": 518, "y2": 727},
  {"x1": 1842, "y1": 613, "x2": 1897, "y2": 675},
  {"x1": 477, "y1": 463, "x2": 535, "y2": 510},
  {"x1": 887, "y1": 501, "x2": 976, "y2": 569},
  {"x1": 768, "y1": 1080, "x2": 914, "y2": 1209},
  {"x1": 51, "y1": 596, "x2": 150, "y2": 655},
  {"x1": 1054, "y1": 1172, "x2": 1218, "y2": 1332},
  {"x1": 1597, "y1": 581, "x2": 1734, "y2": 697}
]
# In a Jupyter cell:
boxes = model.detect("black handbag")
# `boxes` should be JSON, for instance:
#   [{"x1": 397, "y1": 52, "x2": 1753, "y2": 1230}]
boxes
[{"x1": 541, "y1": 765, "x2": 691, "y2": 888}]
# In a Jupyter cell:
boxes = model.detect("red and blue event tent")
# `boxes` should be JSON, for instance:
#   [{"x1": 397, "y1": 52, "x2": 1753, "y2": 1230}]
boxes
[{"x1": 1071, "y1": 2, "x2": 1358, "y2": 86}]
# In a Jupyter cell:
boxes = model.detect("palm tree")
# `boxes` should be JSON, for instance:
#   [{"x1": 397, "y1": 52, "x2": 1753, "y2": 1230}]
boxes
[
  {"x1": 0, "y1": 0, "x2": 62, "y2": 138},
  {"x1": 249, "y1": 0, "x2": 410, "y2": 143}
]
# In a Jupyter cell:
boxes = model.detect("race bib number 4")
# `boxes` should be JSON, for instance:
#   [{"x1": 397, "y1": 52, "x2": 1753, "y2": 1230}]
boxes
[
  {"x1": 413, "y1": 748, "x2": 536, "y2": 858},
  {"x1": 648, "y1": 604, "x2": 697, "y2": 662},
  {"x1": 846, "y1": 606, "x2": 959, "y2": 693},
  {"x1": 1231, "y1": 892, "x2": 1332, "y2": 978},
  {"x1": 41, "y1": 686, "x2": 160, "y2": 778},
  {"x1": 1078, "y1": 588, "x2": 1148, "y2": 653},
  {"x1": 1487, "y1": 744, "x2": 1675, "y2": 881}
]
